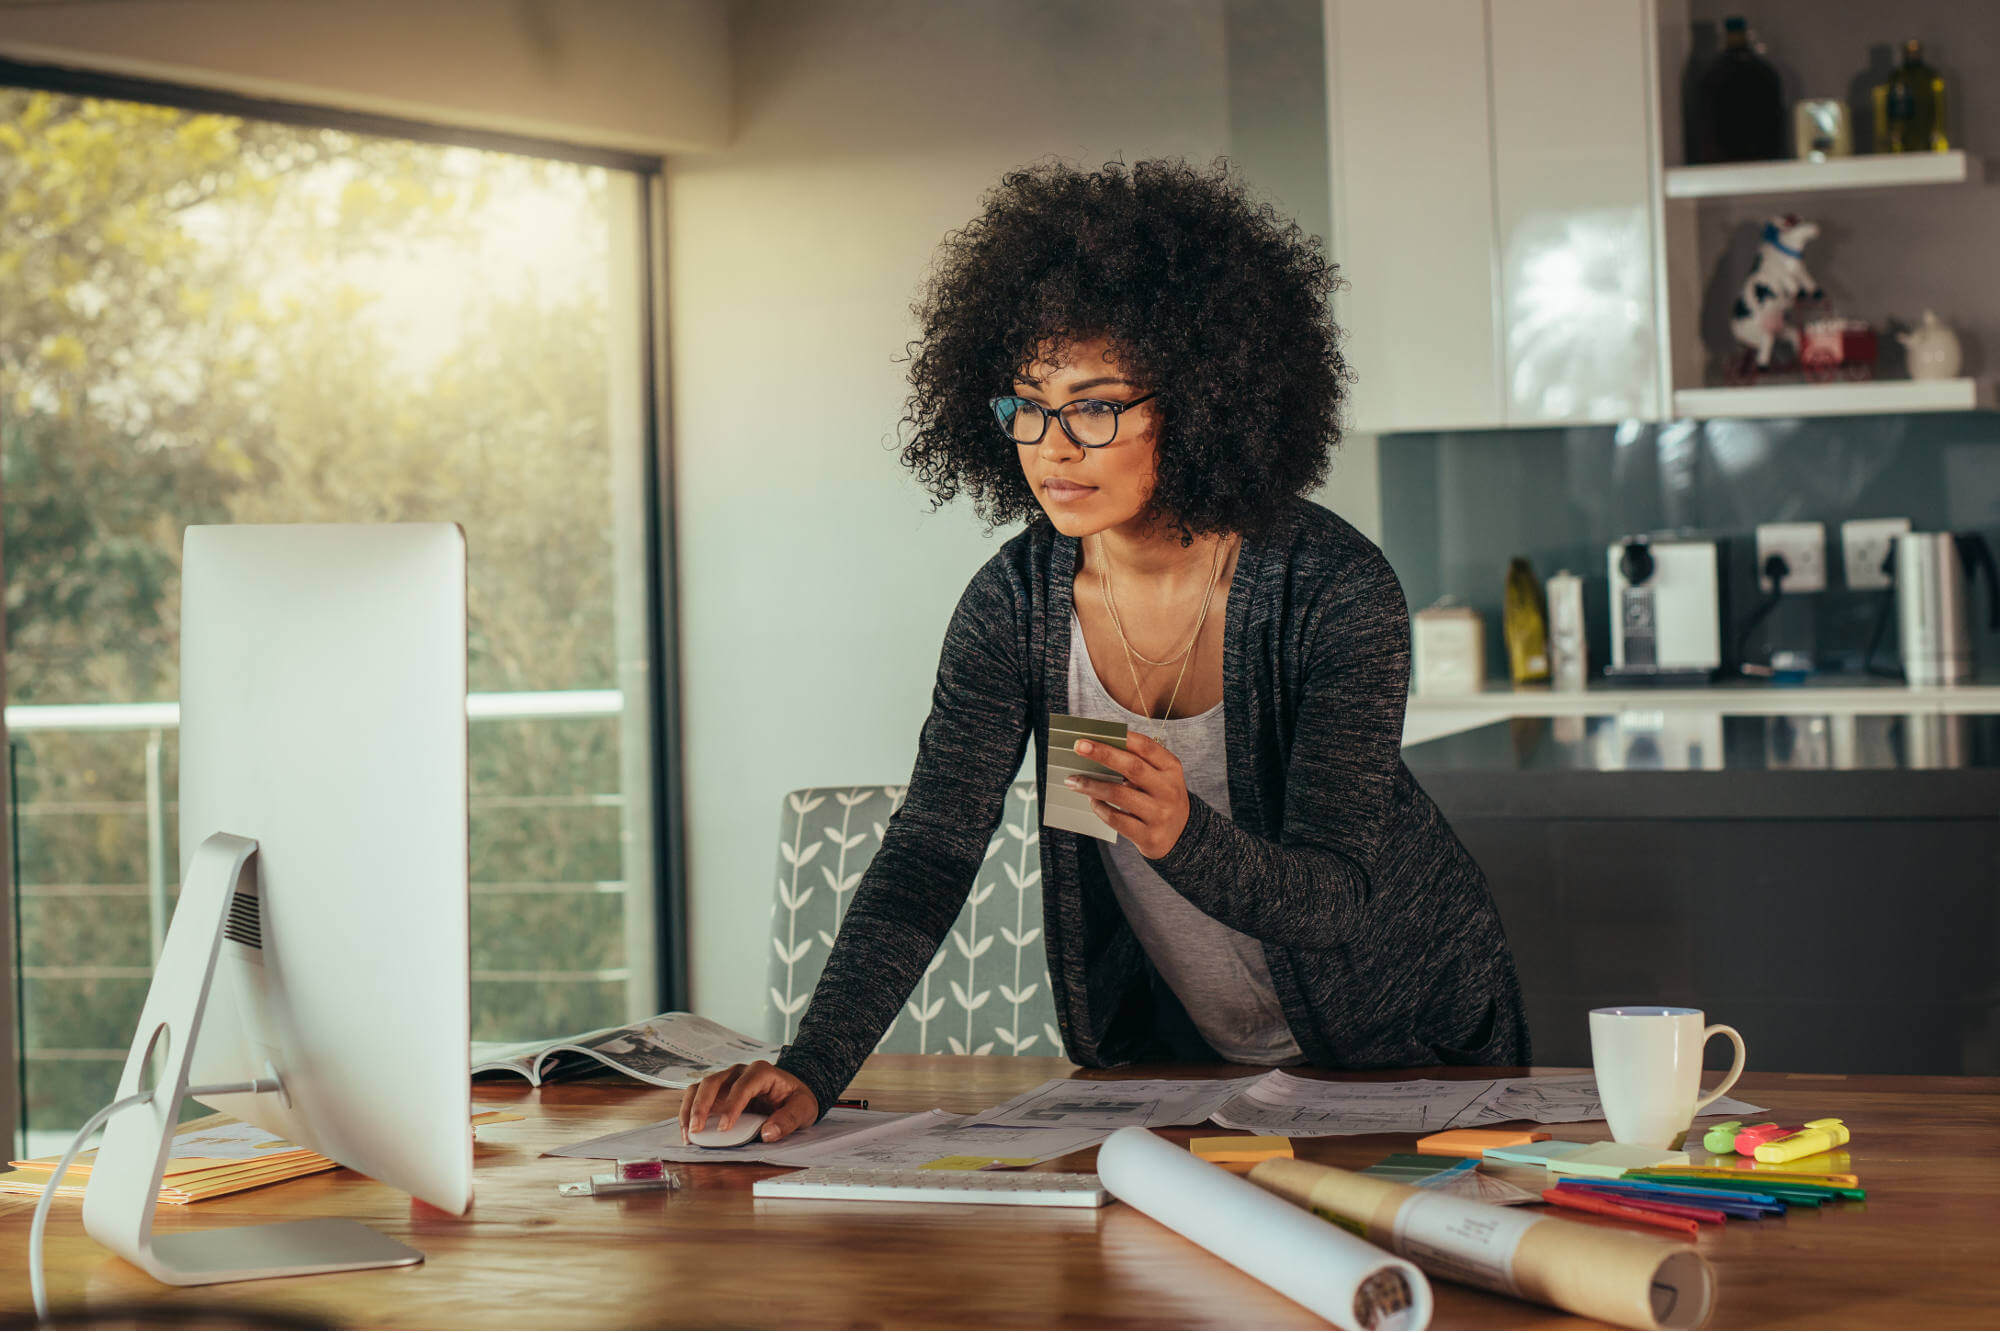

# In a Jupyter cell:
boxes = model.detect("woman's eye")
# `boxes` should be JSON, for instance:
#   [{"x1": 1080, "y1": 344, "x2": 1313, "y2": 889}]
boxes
[{"x1": 1070, "y1": 400, "x2": 1116, "y2": 418}]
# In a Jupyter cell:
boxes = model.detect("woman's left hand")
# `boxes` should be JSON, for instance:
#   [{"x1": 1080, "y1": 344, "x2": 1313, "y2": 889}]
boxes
[{"x1": 1062, "y1": 731, "x2": 1190, "y2": 860}]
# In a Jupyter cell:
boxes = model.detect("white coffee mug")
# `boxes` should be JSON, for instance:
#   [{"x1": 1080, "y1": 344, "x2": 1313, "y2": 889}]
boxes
[{"x1": 1589, "y1": 1006, "x2": 1747, "y2": 1149}]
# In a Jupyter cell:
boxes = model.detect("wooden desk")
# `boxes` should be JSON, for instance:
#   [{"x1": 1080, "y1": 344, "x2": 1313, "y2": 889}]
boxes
[{"x1": 6, "y1": 1059, "x2": 1997, "y2": 1329}]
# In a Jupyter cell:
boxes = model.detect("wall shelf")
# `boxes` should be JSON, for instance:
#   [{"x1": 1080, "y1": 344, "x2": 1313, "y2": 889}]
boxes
[
  {"x1": 1671, "y1": 378, "x2": 1992, "y2": 420},
  {"x1": 1665, "y1": 151, "x2": 1977, "y2": 200}
]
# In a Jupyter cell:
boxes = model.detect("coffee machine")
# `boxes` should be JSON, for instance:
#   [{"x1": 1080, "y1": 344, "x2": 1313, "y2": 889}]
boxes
[{"x1": 1606, "y1": 534, "x2": 1727, "y2": 684}]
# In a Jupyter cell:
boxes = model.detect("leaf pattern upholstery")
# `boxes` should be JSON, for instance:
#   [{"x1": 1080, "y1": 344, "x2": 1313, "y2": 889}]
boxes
[{"x1": 767, "y1": 782, "x2": 1060, "y2": 1057}]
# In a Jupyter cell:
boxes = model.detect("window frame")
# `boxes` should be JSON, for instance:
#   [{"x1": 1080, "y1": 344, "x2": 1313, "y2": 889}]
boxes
[{"x1": 0, "y1": 57, "x2": 688, "y2": 1151}]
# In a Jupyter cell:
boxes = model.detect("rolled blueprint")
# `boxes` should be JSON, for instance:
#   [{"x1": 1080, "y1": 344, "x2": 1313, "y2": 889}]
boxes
[
  {"x1": 1249, "y1": 1158, "x2": 1713, "y2": 1330},
  {"x1": 1096, "y1": 1127, "x2": 1432, "y2": 1330}
]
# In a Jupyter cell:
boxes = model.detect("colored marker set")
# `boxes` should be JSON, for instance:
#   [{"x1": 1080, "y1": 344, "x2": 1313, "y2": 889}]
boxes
[
  {"x1": 1439, "y1": 1115, "x2": 1866, "y2": 1239},
  {"x1": 1702, "y1": 1117, "x2": 1850, "y2": 1163},
  {"x1": 1540, "y1": 1179, "x2": 1773, "y2": 1237},
  {"x1": 1536, "y1": 1146, "x2": 1865, "y2": 1237},
  {"x1": 1625, "y1": 1169, "x2": 1866, "y2": 1204}
]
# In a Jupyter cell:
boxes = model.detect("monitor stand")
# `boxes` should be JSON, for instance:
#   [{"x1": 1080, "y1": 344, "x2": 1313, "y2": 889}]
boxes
[{"x1": 80, "y1": 832, "x2": 424, "y2": 1285}]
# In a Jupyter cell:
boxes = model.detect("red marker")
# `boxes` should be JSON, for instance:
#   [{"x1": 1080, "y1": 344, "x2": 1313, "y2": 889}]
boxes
[
  {"x1": 1549, "y1": 1185, "x2": 1726, "y2": 1226},
  {"x1": 1541, "y1": 1187, "x2": 1700, "y2": 1238}
]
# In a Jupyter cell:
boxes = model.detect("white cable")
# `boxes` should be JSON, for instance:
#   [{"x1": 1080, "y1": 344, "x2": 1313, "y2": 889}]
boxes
[{"x1": 29, "y1": 1076, "x2": 283, "y2": 1323}]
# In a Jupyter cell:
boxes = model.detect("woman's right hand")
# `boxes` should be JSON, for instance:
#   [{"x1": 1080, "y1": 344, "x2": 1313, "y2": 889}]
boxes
[{"x1": 678, "y1": 1060, "x2": 819, "y2": 1145}]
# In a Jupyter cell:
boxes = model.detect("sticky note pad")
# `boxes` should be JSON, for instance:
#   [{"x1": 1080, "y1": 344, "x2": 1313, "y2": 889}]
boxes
[
  {"x1": 1481, "y1": 1140, "x2": 1596, "y2": 1168},
  {"x1": 1190, "y1": 1135, "x2": 1294, "y2": 1164},
  {"x1": 920, "y1": 1155, "x2": 1036, "y2": 1171},
  {"x1": 1546, "y1": 1142, "x2": 1692, "y2": 1179},
  {"x1": 1416, "y1": 1129, "x2": 1551, "y2": 1158}
]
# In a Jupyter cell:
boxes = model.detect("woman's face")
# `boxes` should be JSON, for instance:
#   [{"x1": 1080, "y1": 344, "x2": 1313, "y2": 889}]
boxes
[{"x1": 1010, "y1": 336, "x2": 1160, "y2": 539}]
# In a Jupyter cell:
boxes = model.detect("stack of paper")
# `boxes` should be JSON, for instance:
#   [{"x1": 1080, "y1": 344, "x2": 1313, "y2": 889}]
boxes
[
  {"x1": 1, "y1": 1120, "x2": 336, "y2": 1204},
  {"x1": 2, "y1": 1110, "x2": 521, "y2": 1205}
]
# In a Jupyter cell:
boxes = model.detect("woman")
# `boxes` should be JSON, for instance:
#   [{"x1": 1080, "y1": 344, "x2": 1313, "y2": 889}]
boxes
[{"x1": 682, "y1": 158, "x2": 1529, "y2": 1146}]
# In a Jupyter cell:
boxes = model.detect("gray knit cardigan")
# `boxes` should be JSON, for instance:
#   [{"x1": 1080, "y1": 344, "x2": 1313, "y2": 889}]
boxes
[{"x1": 775, "y1": 496, "x2": 1529, "y2": 1115}]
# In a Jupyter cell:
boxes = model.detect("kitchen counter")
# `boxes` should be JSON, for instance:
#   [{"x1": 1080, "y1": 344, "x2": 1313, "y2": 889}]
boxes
[
  {"x1": 1403, "y1": 712, "x2": 2000, "y2": 1076},
  {"x1": 1401, "y1": 673, "x2": 2000, "y2": 745},
  {"x1": 1404, "y1": 711, "x2": 2000, "y2": 818}
]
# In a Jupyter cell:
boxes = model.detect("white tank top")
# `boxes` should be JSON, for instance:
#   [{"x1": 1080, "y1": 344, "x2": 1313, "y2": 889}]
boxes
[{"x1": 1066, "y1": 608, "x2": 1304, "y2": 1066}]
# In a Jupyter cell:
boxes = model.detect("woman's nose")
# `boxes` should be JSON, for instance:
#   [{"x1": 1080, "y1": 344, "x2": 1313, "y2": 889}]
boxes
[{"x1": 1039, "y1": 428, "x2": 1083, "y2": 461}]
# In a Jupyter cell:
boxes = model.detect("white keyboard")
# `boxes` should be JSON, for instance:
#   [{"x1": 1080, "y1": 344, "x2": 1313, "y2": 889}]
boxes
[{"x1": 752, "y1": 1167, "x2": 1109, "y2": 1208}]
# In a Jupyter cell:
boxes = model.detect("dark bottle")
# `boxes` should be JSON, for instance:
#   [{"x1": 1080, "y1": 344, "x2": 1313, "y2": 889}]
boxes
[
  {"x1": 1694, "y1": 16, "x2": 1786, "y2": 162},
  {"x1": 1876, "y1": 39, "x2": 1948, "y2": 152}
]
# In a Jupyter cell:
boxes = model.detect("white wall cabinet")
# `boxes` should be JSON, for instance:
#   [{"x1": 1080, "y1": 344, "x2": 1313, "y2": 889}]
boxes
[
  {"x1": 1328, "y1": 0, "x2": 1663, "y2": 432},
  {"x1": 1326, "y1": 0, "x2": 1504, "y2": 432}
]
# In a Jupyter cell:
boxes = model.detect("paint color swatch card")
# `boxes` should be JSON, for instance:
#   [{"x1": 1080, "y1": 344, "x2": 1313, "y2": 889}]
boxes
[{"x1": 1042, "y1": 713, "x2": 1127, "y2": 842}]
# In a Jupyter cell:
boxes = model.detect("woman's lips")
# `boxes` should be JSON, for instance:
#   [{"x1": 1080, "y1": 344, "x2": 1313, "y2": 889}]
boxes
[{"x1": 1043, "y1": 479, "x2": 1096, "y2": 501}]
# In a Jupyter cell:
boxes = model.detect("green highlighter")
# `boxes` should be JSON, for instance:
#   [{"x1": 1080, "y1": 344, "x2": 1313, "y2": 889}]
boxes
[{"x1": 1702, "y1": 1120, "x2": 1746, "y2": 1154}]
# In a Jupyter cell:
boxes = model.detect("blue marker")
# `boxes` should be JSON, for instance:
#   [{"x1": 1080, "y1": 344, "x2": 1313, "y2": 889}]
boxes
[{"x1": 1560, "y1": 1179, "x2": 1784, "y2": 1216}]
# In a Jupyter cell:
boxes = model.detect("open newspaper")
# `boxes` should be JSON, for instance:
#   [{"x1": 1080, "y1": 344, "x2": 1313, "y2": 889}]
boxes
[{"x1": 473, "y1": 1011, "x2": 780, "y2": 1089}]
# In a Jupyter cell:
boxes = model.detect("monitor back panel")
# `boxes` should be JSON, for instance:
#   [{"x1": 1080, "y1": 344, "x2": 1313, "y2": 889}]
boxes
[{"x1": 179, "y1": 523, "x2": 470, "y2": 1213}]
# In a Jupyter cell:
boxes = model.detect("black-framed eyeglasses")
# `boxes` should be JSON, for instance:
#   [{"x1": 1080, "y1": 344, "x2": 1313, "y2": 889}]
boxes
[{"x1": 989, "y1": 392, "x2": 1157, "y2": 448}]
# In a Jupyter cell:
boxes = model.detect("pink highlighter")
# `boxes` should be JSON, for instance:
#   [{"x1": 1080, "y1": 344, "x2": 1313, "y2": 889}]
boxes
[{"x1": 1733, "y1": 1122, "x2": 1802, "y2": 1156}]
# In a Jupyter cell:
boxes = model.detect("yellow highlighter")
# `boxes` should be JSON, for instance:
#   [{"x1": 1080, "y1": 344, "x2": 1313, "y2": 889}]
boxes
[{"x1": 1754, "y1": 1117, "x2": 1849, "y2": 1163}]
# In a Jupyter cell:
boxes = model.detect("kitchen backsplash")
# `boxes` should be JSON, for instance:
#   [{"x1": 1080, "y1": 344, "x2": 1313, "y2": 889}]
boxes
[{"x1": 1378, "y1": 412, "x2": 2000, "y2": 682}]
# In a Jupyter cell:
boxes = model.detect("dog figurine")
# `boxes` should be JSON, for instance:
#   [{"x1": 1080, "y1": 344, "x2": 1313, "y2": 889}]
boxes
[{"x1": 1731, "y1": 214, "x2": 1823, "y2": 368}]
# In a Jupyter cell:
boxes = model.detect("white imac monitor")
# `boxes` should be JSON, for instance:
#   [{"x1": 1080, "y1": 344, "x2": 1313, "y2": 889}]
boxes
[{"x1": 80, "y1": 523, "x2": 472, "y2": 1286}]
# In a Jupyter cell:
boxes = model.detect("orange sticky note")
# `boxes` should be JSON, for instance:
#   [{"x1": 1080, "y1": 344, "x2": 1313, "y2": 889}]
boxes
[
  {"x1": 1190, "y1": 1135, "x2": 1294, "y2": 1164},
  {"x1": 1415, "y1": 1128, "x2": 1551, "y2": 1158}
]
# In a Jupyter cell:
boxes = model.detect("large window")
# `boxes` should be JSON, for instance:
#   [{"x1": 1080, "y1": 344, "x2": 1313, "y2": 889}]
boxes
[{"x1": 1, "y1": 83, "x2": 667, "y2": 1152}]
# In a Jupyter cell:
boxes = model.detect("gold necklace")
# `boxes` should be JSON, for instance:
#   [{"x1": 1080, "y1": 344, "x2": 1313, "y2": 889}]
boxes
[
  {"x1": 1094, "y1": 532, "x2": 1230, "y2": 721},
  {"x1": 1097, "y1": 533, "x2": 1231, "y2": 665}
]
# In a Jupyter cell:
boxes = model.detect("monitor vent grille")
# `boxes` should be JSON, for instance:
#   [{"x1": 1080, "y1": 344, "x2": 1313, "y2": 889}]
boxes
[{"x1": 224, "y1": 891, "x2": 262, "y2": 949}]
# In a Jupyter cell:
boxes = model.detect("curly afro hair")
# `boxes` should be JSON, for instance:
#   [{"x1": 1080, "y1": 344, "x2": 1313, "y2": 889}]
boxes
[{"x1": 897, "y1": 156, "x2": 1347, "y2": 544}]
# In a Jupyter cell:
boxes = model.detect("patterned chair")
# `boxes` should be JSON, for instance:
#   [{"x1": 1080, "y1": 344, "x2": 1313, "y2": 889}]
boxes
[{"x1": 766, "y1": 782, "x2": 1060, "y2": 1057}]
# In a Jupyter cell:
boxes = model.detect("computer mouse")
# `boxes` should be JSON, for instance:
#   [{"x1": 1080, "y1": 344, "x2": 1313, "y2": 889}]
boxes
[{"x1": 689, "y1": 1110, "x2": 768, "y2": 1149}]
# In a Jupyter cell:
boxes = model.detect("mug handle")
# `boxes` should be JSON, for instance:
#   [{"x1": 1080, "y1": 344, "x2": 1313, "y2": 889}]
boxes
[{"x1": 1693, "y1": 1023, "x2": 1747, "y2": 1113}]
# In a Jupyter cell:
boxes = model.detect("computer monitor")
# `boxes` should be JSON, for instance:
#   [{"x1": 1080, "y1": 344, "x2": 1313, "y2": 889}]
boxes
[{"x1": 80, "y1": 523, "x2": 471, "y2": 1285}]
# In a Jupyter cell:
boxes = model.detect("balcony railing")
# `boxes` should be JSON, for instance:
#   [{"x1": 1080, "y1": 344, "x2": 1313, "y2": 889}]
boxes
[{"x1": 9, "y1": 690, "x2": 630, "y2": 1082}]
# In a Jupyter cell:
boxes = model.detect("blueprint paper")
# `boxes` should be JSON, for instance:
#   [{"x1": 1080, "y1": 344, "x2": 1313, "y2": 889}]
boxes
[
  {"x1": 1444, "y1": 1073, "x2": 1765, "y2": 1128},
  {"x1": 547, "y1": 1106, "x2": 1108, "y2": 1171},
  {"x1": 1214, "y1": 1072, "x2": 1496, "y2": 1137},
  {"x1": 772, "y1": 1113, "x2": 1109, "y2": 1169},
  {"x1": 545, "y1": 1106, "x2": 906, "y2": 1164},
  {"x1": 972, "y1": 1076, "x2": 1265, "y2": 1130},
  {"x1": 1210, "y1": 1071, "x2": 1767, "y2": 1138}
]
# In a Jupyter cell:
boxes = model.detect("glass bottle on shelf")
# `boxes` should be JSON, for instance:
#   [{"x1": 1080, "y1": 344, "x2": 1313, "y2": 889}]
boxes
[
  {"x1": 1695, "y1": 16, "x2": 1786, "y2": 162},
  {"x1": 1874, "y1": 39, "x2": 1948, "y2": 153}
]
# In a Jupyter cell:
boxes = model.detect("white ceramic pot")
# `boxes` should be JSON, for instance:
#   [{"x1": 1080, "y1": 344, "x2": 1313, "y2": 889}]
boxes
[{"x1": 1899, "y1": 310, "x2": 1963, "y2": 380}]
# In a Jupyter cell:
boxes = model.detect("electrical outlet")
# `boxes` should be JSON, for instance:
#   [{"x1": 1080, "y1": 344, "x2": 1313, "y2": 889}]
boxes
[
  {"x1": 1755, "y1": 521, "x2": 1826, "y2": 594},
  {"x1": 1841, "y1": 517, "x2": 1911, "y2": 591}
]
